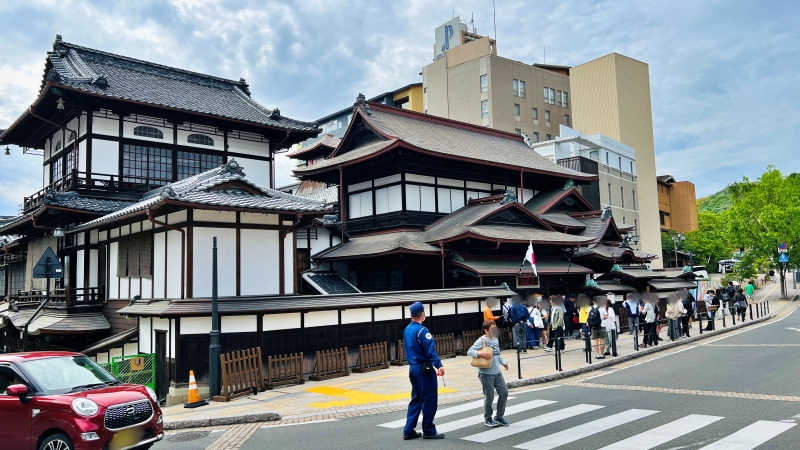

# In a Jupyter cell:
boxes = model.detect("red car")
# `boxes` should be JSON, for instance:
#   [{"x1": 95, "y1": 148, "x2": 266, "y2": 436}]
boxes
[{"x1": 0, "y1": 351, "x2": 163, "y2": 450}]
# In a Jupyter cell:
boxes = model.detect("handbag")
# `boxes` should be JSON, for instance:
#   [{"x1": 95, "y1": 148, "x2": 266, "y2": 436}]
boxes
[
  {"x1": 708, "y1": 305, "x2": 719, "y2": 312},
  {"x1": 471, "y1": 337, "x2": 492, "y2": 369},
  {"x1": 572, "y1": 316, "x2": 579, "y2": 325}
]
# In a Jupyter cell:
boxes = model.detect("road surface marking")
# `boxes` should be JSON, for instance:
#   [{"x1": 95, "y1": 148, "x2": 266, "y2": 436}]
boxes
[
  {"x1": 260, "y1": 419, "x2": 339, "y2": 428},
  {"x1": 435, "y1": 399, "x2": 557, "y2": 434},
  {"x1": 572, "y1": 381, "x2": 800, "y2": 402},
  {"x1": 579, "y1": 347, "x2": 696, "y2": 381},
  {"x1": 462, "y1": 404, "x2": 604, "y2": 443},
  {"x1": 376, "y1": 396, "x2": 517, "y2": 428},
  {"x1": 598, "y1": 414, "x2": 724, "y2": 449},
  {"x1": 705, "y1": 301, "x2": 800, "y2": 344},
  {"x1": 306, "y1": 385, "x2": 457, "y2": 409},
  {"x1": 697, "y1": 420, "x2": 795, "y2": 449},
  {"x1": 514, "y1": 409, "x2": 659, "y2": 450},
  {"x1": 510, "y1": 385, "x2": 561, "y2": 394}
]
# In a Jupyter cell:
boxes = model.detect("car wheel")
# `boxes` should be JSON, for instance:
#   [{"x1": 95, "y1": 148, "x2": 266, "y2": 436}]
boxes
[{"x1": 39, "y1": 433, "x2": 74, "y2": 450}]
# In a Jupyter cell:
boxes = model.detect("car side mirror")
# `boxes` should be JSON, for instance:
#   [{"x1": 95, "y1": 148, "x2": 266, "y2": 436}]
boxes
[{"x1": 7, "y1": 384, "x2": 28, "y2": 397}]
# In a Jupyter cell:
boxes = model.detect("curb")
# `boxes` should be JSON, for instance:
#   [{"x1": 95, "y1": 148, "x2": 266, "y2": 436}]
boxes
[
  {"x1": 507, "y1": 314, "x2": 774, "y2": 389},
  {"x1": 163, "y1": 411, "x2": 282, "y2": 430}
]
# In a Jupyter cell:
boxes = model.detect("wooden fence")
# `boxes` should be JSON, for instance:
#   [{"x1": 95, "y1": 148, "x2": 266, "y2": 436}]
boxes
[
  {"x1": 310, "y1": 347, "x2": 350, "y2": 381},
  {"x1": 434, "y1": 333, "x2": 456, "y2": 359},
  {"x1": 354, "y1": 342, "x2": 389, "y2": 373},
  {"x1": 390, "y1": 340, "x2": 408, "y2": 366},
  {"x1": 266, "y1": 352, "x2": 304, "y2": 390},
  {"x1": 459, "y1": 330, "x2": 482, "y2": 355},
  {"x1": 498, "y1": 327, "x2": 513, "y2": 349},
  {"x1": 213, "y1": 348, "x2": 264, "y2": 402}
]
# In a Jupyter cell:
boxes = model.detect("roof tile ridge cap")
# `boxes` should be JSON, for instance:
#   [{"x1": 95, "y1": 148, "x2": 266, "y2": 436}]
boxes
[
  {"x1": 231, "y1": 86, "x2": 318, "y2": 128},
  {"x1": 66, "y1": 48, "x2": 98, "y2": 80},
  {"x1": 60, "y1": 41, "x2": 245, "y2": 86},
  {"x1": 249, "y1": 180, "x2": 327, "y2": 207},
  {"x1": 367, "y1": 101, "x2": 525, "y2": 141}
]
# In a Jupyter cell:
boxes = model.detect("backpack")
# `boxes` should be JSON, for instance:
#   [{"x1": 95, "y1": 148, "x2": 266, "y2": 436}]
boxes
[{"x1": 587, "y1": 307, "x2": 602, "y2": 329}]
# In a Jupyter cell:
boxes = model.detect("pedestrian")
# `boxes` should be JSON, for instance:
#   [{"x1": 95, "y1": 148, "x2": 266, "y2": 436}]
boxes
[
  {"x1": 539, "y1": 300, "x2": 550, "y2": 347},
  {"x1": 769, "y1": 269, "x2": 776, "y2": 283},
  {"x1": 578, "y1": 294, "x2": 591, "y2": 340},
  {"x1": 745, "y1": 280, "x2": 755, "y2": 303},
  {"x1": 501, "y1": 298, "x2": 511, "y2": 327},
  {"x1": 624, "y1": 293, "x2": 641, "y2": 337},
  {"x1": 525, "y1": 300, "x2": 537, "y2": 350},
  {"x1": 666, "y1": 293, "x2": 686, "y2": 340},
  {"x1": 641, "y1": 295, "x2": 656, "y2": 347},
  {"x1": 529, "y1": 302, "x2": 544, "y2": 348},
  {"x1": 484, "y1": 299, "x2": 501, "y2": 324},
  {"x1": 587, "y1": 296, "x2": 606, "y2": 359},
  {"x1": 402, "y1": 302, "x2": 445, "y2": 440},
  {"x1": 680, "y1": 290, "x2": 693, "y2": 338},
  {"x1": 467, "y1": 320, "x2": 510, "y2": 428},
  {"x1": 706, "y1": 289, "x2": 721, "y2": 331},
  {"x1": 726, "y1": 282, "x2": 737, "y2": 316},
  {"x1": 564, "y1": 293, "x2": 577, "y2": 338},
  {"x1": 735, "y1": 288, "x2": 748, "y2": 321},
  {"x1": 545, "y1": 296, "x2": 565, "y2": 353},
  {"x1": 509, "y1": 297, "x2": 530, "y2": 353},
  {"x1": 603, "y1": 298, "x2": 617, "y2": 356}
]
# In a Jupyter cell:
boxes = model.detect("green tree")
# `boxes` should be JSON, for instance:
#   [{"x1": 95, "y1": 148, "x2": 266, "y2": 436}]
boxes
[
  {"x1": 727, "y1": 167, "x2": 800, "y2": 298},
  {"x1": 684, "y1": 211, "x2": 733, "y2": 268}
]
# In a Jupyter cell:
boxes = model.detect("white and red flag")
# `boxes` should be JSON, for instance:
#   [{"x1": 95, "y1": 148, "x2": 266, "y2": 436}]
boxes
[{"x1": 518, "y1": 241, "x2": 538, "y2": 276}]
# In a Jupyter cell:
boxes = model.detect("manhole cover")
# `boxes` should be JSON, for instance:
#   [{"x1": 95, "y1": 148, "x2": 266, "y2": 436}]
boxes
[{"x1": 167, "y1": 431, "x2": 211, "y2": 442}]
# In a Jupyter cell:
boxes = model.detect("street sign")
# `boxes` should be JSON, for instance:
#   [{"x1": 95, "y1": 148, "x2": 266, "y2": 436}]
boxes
[
  {"x1": 779, "y1": 242, "x2": 788, "y2": 253},
  {"x1": 779, "y1": 253, "x2": 789, "y2": 263},
  {"x1": 32, "y1": 246, "x2": 64, "y2": 279}
]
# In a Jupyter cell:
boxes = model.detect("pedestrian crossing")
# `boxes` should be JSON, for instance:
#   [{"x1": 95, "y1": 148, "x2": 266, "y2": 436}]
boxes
[{"x1": 376, "y1": 398, "x2": 796, "y2": 449}]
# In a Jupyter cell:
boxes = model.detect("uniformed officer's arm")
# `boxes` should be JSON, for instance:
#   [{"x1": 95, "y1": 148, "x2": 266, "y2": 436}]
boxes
[{"x1": 421, "y1": 328, "x2": 443, "y2": 369}]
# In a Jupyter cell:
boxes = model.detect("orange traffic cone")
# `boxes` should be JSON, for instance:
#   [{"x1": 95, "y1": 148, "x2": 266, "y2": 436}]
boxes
[{"x1": 184, "y1": 370, "x2": 207, "y2": 408}]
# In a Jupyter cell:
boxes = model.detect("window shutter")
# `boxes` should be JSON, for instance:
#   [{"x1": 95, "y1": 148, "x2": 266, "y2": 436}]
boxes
[{"x1": 116, "y1": 236, "x2": 129, "y2": 278}]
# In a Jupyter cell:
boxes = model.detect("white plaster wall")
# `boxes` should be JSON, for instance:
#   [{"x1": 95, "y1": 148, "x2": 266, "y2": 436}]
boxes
[
  {"x1": 263, "y1": 313, "x2": 300, "y2": 331},
  {"x1": 141, "y1": 278, "x2": 152, "y2": 299},
  {"x1": 119, "y1": 278, "x2": 130, "y2": 299},
  {"x1": 375, "y1": 306, "x2": 402, "y2": 321},
  {"x1": 181, "y1": 317, "x2": 211, "y2": 334},
  {"x1": 228, "y1": 137, "x2": 269, "y2": 157},
  {"x1": 480, "y1": 298, "x2": 501, "y2": 311},
  {"x1": 129, "y1": 278, "x2": 140, "y2": 298},
  {"x1": 236, "y1": 158, "x2": 270, "y2": 188},
  {"x1": 90, "y1": 139, "x2": 119, "y2": 176},
  {"x1": 458, "y1": 300, "x2": 480, "y2": 314},
  {"x1": 193, "y1": 210, "x2": 236, "y2": 223},
  {"x1": 92, "y1": 117, "x2": 118, "y2": 137},
  {"x1": 304, "y1": 310, "x2": 338, "y2": 327},
  {"x1": 167, "y1": 211, "x2": 188, "y2": 224},
  {"x1": 108, "y1": 242, "x2": 119, "y2": 298},
  {"x1": 433, "y1": 302, "x2": 456, "y2": 316},
  {"x1": 240, "y1": 213, "x2": 278, "y2": 225},
  {"x1": 109, "y1": 347, "x2": 123, "y2": 360},
  {"x1": 75, "y1": 250, "x2": 84, "y2": 290},
  {"x1": 284, "y1": 232, "x2": 294, "y2": 294},
  {"x1": 79, "y1": 113, "x2": 88, "y2": 137},
  {"x1": 176, "y1": 129, "x2": 224, "y2": 151},
  {"x1": 153, "y1": 233, "x2": 166, "y2": 298},
  {"x1": 90, "y1": 230, "x2": 99, "y2": 244},
  {"x1": 139, "y1": 318, "x2": 152, "y2": 354},
  {"x1": 240, "y1": 229, "x2": 279, "y2": 295},
  {"x1": 193, "y1": 227, "x2": 236, "y2": 297},
  {"x1": 96, "y1": 352, "x2": 109, "y2": 364},
  {"x1": 166, "y1": 230, "x2": 183, "y2": 298},
  {"x1": 221, "y1": 315, "x2": 257, "y2": 333},
  {"x1": 341, "y1": 308, "x2": 371, "y2": 325},
  {"x1": 123, "y1": 343, "x2": 139, "y2": 356}
]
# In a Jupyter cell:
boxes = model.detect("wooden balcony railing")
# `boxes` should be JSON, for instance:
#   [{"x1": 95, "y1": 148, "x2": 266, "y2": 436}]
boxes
[{"x1": 12, "y1": 286, "x2": 105, "y2": 308}]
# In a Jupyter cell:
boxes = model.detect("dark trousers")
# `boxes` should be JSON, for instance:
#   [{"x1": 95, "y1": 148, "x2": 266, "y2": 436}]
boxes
[
  {"x1": 642, "y1": 322, "x2": 651, "y2": 345},
  {"x1": 681, "y1": 316, "x2": 690, "y2": 337},
  {"x1": 565, "y1": 315, "x2": 575, "y2": 337},
  {"x1": 547, "y1": 326, "x2": 565, "y2": 350},
  {"x1": 668, "y1": 319, "x2": 681, "y2": 340},
  {"x1": 404, "y1": 365, "x2": 438, "y2": 437}
]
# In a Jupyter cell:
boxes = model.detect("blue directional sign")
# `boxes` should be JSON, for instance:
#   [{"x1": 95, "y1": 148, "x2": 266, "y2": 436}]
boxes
[{"x1": 779, "y1": 253, "x2": 789, "y2": 263}]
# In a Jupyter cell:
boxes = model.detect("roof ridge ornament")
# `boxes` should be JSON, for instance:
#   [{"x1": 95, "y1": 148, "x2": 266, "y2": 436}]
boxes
[
  {"x1": 269, "y1": 108, "x2": 281, "y2": 120},
  {"x1": 562, "y1": 179, "x2": 574, "y2": 190},
  {"x1": 239, "y1": 78, "x2": 251, "y2": 96},
  {"x1": 90, "y1": 74, "x2": 108, "y2": 88},
  {"x1": 354, "y1": 93, "x2": 371, "y2": 115},
  {"x1": 600, "y1": 205, "x2": 612, "y2": 221},
  {"x1": 45, "y1": 69, "x2": 63, "y2": 84},
  {"x1": 521, "y1": 132, "x2": 534, "y2": 149},
  {"x1": 52, "y1": 34, "x2": 63, "y2": 51},
  {"x1": 585, "y1": 278, "x2": 599, "y2": 288},
  {"x1": 220, "y1": 159, "x2": 245, "y2": 177},
  {"x1": 610, "y1": 263, "x2": 624, "y2": 273},
  {"x1": 500, "y1": 188, "x2": 518, "y2": 205}
]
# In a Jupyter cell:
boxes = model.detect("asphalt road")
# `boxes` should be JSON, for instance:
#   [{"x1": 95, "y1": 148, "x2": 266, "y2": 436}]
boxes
[{"x1": 155, "y1": 301, "x2": 800, "y2": 450}]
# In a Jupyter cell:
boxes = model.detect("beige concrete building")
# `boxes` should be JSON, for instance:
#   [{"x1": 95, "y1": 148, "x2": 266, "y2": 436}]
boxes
[
  {"x1": 657, "y1": 175, "x2": 698, "y2": 233},
  {"x1": 569, "y1": 53, "x2": 662, "y2": 266}
]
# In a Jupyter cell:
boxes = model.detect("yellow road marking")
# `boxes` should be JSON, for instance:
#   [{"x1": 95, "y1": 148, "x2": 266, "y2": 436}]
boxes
[{"x1": 306, "y1": 386, "x2": 458, "y2": 409}]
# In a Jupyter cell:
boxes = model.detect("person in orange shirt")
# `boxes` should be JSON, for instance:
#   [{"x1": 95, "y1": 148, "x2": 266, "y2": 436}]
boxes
[{"x1": 484, "y1": 300, "x2": 500, "y2": 323}]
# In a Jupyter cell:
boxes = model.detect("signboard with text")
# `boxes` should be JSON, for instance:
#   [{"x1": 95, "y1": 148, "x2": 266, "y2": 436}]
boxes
[{"x1": 435, "y1": 17, "x2": 462, "y2": 60}]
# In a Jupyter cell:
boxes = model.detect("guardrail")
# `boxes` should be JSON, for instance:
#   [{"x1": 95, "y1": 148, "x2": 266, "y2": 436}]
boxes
[{"x1": 266, "y1": 352, "x2": 304, "y2": 390}]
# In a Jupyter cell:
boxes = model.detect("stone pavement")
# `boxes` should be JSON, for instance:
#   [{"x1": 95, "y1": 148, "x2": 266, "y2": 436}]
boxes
[{"x1": 161, "y1": 281, "x2": 796, "y2": 433}]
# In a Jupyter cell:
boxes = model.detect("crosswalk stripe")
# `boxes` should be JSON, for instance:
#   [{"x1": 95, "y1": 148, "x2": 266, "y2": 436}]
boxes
[
  {"x1": 376, "y1": 396, "x2": 517, "y2": 429},
  {"x1": 514, "y1": 409, "x2": 659, "y2": 450},
  {"x1": 462, "y1": 404, "x2": 605, "y2": 443},
  {"x1": 436, "y1": 399, "x2": 557, "y2": 434},
  {"x1": 598, "y1": 414, "x2": 724, "y2": 450},
  {"x1": 697, "y1": 420, "x2": 796, "y2": 450}
]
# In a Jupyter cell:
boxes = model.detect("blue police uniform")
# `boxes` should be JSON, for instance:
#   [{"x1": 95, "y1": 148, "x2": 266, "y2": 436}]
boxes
[{"x1": 402, "y1": 320, "x2": 442, "y2": 438}]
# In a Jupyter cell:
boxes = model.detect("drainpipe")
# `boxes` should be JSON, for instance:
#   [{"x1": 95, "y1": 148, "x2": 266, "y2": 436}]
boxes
[
  {"x1": 147, "y1": 208, "x2": 185, "y2": 299},
  {"x1": 440, "y1": 242, "x2": 445, "y2": 289}
]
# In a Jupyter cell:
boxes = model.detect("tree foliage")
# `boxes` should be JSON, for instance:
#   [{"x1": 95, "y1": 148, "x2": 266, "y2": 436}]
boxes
[{"x1": 697, "y1": 188, "x2": 733, "y2": 213}]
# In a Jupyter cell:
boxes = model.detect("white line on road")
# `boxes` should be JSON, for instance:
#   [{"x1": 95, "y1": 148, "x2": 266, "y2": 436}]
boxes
[
  {"x1": 509, "y1": 385, "x2": 562, "y2": 394},
  {"x1": 598, "y1": 414, "x2": 724, "y2": 450},
  {"x1": 435, "y1": 399, "x2": 557, "y2": 434},
  {"x1": 514, "y1": 409, "x2": 659, "y2": 450},
  {"x1": 462, "y1": 404, "x2": 604, "y2": 443},
  {"x1": 261, "y1": 419, "x2": 339, "y2": 428},
  {"x1": 696, "y1": 420, "x2": 795, "y2": 450},
  {"x1": 376, "y1": 396, "x2": 517, "y2": 429},
  {"x1": 579, "y1": 346, "x2": 697, "y2": 381}
]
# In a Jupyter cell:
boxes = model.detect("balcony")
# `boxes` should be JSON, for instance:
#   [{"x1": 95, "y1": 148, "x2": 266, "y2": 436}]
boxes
[
  {"x1": 22, "y1": 171, "x2": 159, "y2": 213},
  {"x1": 11, "y1": 287, "x2": 105, "y2": 308}
]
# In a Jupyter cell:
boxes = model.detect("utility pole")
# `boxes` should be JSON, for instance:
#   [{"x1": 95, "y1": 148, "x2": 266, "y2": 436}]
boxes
[{"x1": 209, "y1": 237, "x2": 221, "y2": 399}]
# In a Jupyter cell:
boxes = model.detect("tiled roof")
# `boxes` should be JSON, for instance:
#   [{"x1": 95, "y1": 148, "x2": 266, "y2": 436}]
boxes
[
  {"x1": 82, "y1": 327, "x2": 139, "y2": 355},
  {"x1": 116, "y1": 286, "x2": 517, "y2": 317},
  {"x1": 523, "y1": 188, "x2": 594, "y2": 215},
  {"x1": 303, "y1": 272, "x2": 360, "y2": 295},
  {"x1": 295, "y1": 104, "x2": 595, "y2": 179},
  {"x1": 461, "y1": 225, "x2": 591, "y2": 244},
  {"x1": 294, "y1": 139, "x2": 397, "y2": 174},
  {"x1": 581, "y1": 281, "x2": 636, "y2": 294},
  {"x1": 451, "y1": 258, "x2": 593, "y2": 275},
  {"x1": 647, "y1": 279, "x2": 698, "y2": 291},
  {"x1": 288, "y1": 134, "x2": 341, "y2": 158},
  {"x1": 43, "y1": 191, "x2": 134, "y2": 213},
  {"x1": 539, "y1": 213, "x2": 586, "y2": 229},
  {"x1": 597, "y1": 265, "x2": 664, "y2": 281},
  {"x1": 33, "y1": 36, "x2": 317, "y2": 132},
  {"x1": 316, "y1": 231, "x2": 439, "y2": 260},
  {"x1": 296, "y1": 185, "x2": 339, "y2": 204},
  {"x1": 72, "y1": 160, "x2": 331, "y2": 231},
  {"x1": 0, "y1": 306, "x2": 109, "y2": 334},
  {"x1": 572, "y1": 243, "x2": 656, "y2": 261}
]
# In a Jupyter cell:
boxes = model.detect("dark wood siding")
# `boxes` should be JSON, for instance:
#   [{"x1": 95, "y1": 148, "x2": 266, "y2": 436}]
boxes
[{"x1": 104, "y1": 300, "x2": 138, "y2": 334}]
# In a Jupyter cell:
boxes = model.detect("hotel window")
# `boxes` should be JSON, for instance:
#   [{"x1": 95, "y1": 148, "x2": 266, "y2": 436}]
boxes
[
  {"x1": 515, "y1": 128, "x2": 521, "y2": 135},
  {"x1": 513, "y1": 79, "x2": 525, "y2": 97},
  {"x1": 621, "y1": 187, "x2": 625, "y2": 208},
  {"x1": 133, "y1": 126, "x2": 164, "y2": 139},
  {"x1": 122, "y1": 144, "x2": 173, "y2": 186},
  {"x1": 564, "y1": 114, "x2": 570, "y2": 126},
  {"x1": 549, "y1": 88, "x2": 556, "y2": 105},
  {"x1": 608, "y1": 183, "x2": 612, "y2": 205},
  {"x1": 557, "y1": 90, "x2": 563, "y2": 106},
  {"x1": 177, "y1": 152, "x2": 223, "y2": 180},
  {"x1": 544, "y1": 110, "x2": 551, "y2": 123},
  {"x1": 514, "y1": 104, "x2": 521, "y2": 116},
  {"x1": 546, "y1": 134, "x2": 551, "y2": 140},
  {"x1": 187, "y1": 134, "x2": 214, "y2": 146},
  {"x1": 481, "y1": 100, "x2": 489, "y2": 118},
  {"x1": 533, "y1": 132, "x2": 539, "y2": 142},
  {"x1": 480, "y1": 75, "x2": 488, "y2": 93},
  {"x1": 532, "y1": 108, "x2": 538, "y2": 120},
  {"x1": 562, "y1": 91, "x2": 569, "y2": 107}
]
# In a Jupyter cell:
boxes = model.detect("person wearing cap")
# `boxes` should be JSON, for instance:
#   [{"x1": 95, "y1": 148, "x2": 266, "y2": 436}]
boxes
[{"x1": 402, "y1": 302, "x2": 445, "y2": 441}]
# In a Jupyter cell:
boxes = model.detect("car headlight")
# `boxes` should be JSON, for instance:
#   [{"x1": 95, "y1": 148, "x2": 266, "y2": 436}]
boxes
[
  {"x1": 145, "y1": 386, "x2": 158, "y2": 404},
  {"x1": 72, "y1": 398, "x2": 99, "y2": 417}
]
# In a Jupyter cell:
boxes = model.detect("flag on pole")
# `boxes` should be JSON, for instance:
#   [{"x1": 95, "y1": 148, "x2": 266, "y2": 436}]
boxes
[{"x1": 518, "y1": 240, "x2": 538, "y2": 276}]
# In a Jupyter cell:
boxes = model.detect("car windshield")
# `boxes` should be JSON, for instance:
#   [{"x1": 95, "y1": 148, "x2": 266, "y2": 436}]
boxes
[{"x1": 21, "y1": 356, "x2": 117, "y2": 395}]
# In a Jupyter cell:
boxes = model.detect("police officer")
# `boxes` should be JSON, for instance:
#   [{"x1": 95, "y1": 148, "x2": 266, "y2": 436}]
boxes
[{"x1": 402, "y1": 302, "x2": 445, "y2": 440}]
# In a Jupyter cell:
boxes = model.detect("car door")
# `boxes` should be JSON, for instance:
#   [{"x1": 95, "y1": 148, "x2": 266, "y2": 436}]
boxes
[{"x1": 0, "y1": 365, "x2": 33, "y2": 450}]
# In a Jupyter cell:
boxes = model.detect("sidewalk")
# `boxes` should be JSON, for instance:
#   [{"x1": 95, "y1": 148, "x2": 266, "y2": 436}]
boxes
[{"x1": 161, "y1": 283, "x2": 797, "y2": 430}]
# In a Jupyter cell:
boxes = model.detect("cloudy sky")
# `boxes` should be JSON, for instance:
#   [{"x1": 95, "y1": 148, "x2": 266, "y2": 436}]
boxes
[{"x1": 0, "y1": 0, "x2": 797, "y2": 216}]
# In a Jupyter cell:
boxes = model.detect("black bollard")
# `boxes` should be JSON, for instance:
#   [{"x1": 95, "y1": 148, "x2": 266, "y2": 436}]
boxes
[
  {"x1": 611, "y1": 329, "x2": 618, "y2": 357},
  {"x1": 750, "y1": 303, "x2": 753, "y2": 320},
  {"x1": 517, "y1": 345, "x2": 522, "y2": 380},
  {"x1": 584, "y1": 332, "x2": 592, "y2": 364},
  {"x1": 698, "y1": 313, "x2": 703, "y2": 335},
  {"x1": 633, "y1": 323, "x2": 640, "y2": 351},
  {"x1": 722, "y1": 308, "x2": 726, "y2": 328}
]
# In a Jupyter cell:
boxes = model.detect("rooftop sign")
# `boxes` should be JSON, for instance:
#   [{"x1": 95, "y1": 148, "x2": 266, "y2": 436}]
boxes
[{"x1": 435, "y1": 17, "x2": 463, "y2": 60}]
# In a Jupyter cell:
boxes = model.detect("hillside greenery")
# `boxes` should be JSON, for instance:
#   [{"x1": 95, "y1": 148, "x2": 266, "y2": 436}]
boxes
[{"x1": 697, "y1": 188, "x2": 733, "y2": 213}]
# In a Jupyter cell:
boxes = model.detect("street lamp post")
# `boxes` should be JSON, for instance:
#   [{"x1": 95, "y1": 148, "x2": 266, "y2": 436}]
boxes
[
  {"x1": 209, "y1": 237, "x2": 221, "y2": 399},
  {"x1": 672, "y1": 233, "x2": 686, "y2": 268}
]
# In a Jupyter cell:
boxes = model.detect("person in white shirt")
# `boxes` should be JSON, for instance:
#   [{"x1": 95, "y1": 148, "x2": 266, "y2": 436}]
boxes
[{"x1": 603, "y1": 299, "x2": 618, "y2": 356}]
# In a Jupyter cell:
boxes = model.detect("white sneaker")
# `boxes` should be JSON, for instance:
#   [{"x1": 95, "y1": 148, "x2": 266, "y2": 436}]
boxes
[{"x1": 544, "y1": 347, "x2": 553, "y2": 352}]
